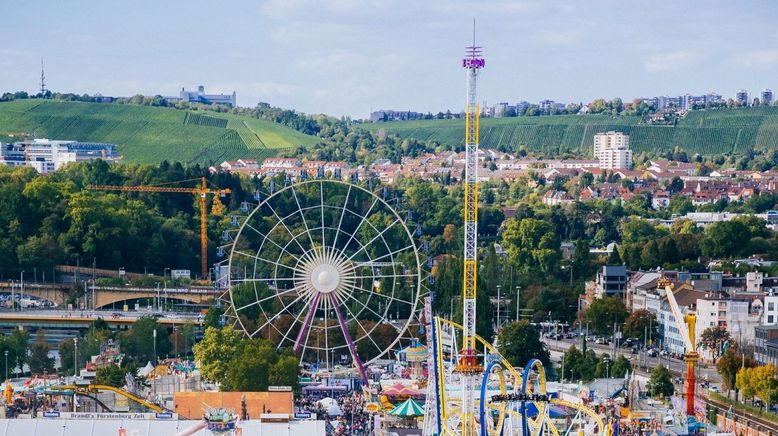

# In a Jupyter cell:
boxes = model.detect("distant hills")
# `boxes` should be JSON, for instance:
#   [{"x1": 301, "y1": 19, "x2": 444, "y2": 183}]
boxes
[
  {"x1": 0, "y1": 100, "x2": 321, "y2": 165},
  {"x1": 359, "y1": 107, "x2": 778, "y2": 157}
]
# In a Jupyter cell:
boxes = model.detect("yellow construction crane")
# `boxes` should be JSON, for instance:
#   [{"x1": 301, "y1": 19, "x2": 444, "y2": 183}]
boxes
[{"x1": 88, "y1": 177, "x2": 231, "y2": 279}]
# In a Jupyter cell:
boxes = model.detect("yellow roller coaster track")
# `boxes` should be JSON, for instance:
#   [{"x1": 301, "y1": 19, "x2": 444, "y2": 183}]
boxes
[{"x1": 47, "y1": 384, "x2": 166, "y2": 413}]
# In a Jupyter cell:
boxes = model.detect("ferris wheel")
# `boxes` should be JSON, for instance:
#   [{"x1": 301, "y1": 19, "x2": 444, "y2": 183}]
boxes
[{"x1": 226, "y1": 179, "x2": 423, "y2": 381}]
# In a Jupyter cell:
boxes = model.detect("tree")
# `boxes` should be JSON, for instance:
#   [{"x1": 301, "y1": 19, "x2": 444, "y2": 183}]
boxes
[
  {"x1": 716, "y1": 349, "x2": 755, "y2": 399},
  {"x1": 623, "y1": 310, "x2": 657, "y2": 342},
  {"x1": 96, "y1": 363, "x2": 137, "y2": 388},
  {"x1": 607, "y1": 248, "x2": 622, "y2": 265},
  {"x1": 496, "y1": 320, "x2": 550, "y2": 368},
  {"x1": 28, "y1": 331, "x2": 54, "y2": 375},
  {"x1": 222, "y1": 339, "x2": 299, "y2": 392},
  {"x1": 502, "y1": 218, "x2": 560, "y2": 275},
  {"x1": 647, "y1": 364, "x2": 674, "y2": 397},
  {"x1": 204, "y1": 306, "x2": 224, "y2": 330},
  {"x1": 584, "y1": 296, "x2": 628, "y2": 336},
  {"x1": 120, "y1": 316, "x2": 171, "y2": 363},
  {"x1": 737, "y1": 366, "x2": 757, "y2": 402},
  {"x1": 572, "y1": 239, "x2": 591, "y2": 280},
  {"x1": 193, "y1": 326, "x2": 243, "y2": 384},
  {"x1": 610, "y1": 355, "x2": 632, "y2": 379},
  {"x1": 698, "y1": 326, "x2": 734, "y2": 361},
  {"x1": 752, "y1": 364, "x2": 778, "y2": 407},
  {"x1": 562, "y1": 346, "x2": 582, "y2": 381},
  {"x1": 594, "y1": 353, "x2": 611, "y2": 378}
]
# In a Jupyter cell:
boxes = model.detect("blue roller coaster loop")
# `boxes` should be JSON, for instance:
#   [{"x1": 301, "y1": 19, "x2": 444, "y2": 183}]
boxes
[{"x1": 479, "y1": 360, "x2": 505, "y2": 436}]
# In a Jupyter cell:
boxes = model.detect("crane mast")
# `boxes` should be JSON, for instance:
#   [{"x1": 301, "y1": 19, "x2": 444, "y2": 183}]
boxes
[{"x1": 453, "y1": 34, "x2": 485, "y2": 436}]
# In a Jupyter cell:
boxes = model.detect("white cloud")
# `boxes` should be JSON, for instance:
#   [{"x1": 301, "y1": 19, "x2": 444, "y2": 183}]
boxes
[
  {"x1": 733, "y1": 49, "x2": 778, "y2": 69},
  {"x1": 644, "y1": 50, "x2": 702, "y2": 73}
]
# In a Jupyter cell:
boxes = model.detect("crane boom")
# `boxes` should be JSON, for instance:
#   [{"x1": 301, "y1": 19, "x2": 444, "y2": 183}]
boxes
[{"x1": 88, "y1": 177, "x2": 230, "y2": 279}]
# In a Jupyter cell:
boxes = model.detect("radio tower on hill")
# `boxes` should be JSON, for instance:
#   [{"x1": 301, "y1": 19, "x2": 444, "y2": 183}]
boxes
[
  {"x1": 40, "y1": 59, "x2": 46, "y2": 96},
  {"x1": 453, "y1": 22, "x2": 485, "y2": 436}
]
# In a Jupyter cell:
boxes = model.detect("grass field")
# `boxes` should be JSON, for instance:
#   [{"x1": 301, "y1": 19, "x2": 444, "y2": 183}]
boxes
[
  {"x1": 0, "y1": 100, "x2": 321, "y2": 165},
  {"x1": 360, "y1": 107, "x2": 778, "y2": 156}
]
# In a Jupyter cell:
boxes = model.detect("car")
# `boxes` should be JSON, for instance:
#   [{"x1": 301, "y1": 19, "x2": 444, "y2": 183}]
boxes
[
  {"x1": 709, "y1": 386, "x2": 720, "y2": 393},
  {"x1": 647, "y1": 349, "x2": 658, "y2": 357},
  {"x1": 659, "y1": 350, "x2": 669, "y2": 357},
  {"x1": 595, "y1": 337, "x2": 605, "y2": 344},
  {"x1": 755, "y1": 399, "x2": 765, "y2": 408}
]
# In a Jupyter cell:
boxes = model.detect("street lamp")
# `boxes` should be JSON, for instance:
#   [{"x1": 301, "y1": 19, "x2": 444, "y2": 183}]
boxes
[
  {"x1": 496, "y1": 285, "x2": 501, "y2": 332},
  {"x1": 604, "y1": 355, "x2": 611, "y2": 379},
  {"x1": 73, "y1": 338, "x2": 78, "y2": 378},
  {"x1": 153, "y1": 328, "x2": 157, "y2": 365},
  {"x1": 4, "y1": 350, "x2": 8, "y2": 382},
  {"x1": 515, "y1": 286, "x2": 521, "y2": 322},
  {"x1": 20, "y1": 271, "x2": 24, "y2": 309}
]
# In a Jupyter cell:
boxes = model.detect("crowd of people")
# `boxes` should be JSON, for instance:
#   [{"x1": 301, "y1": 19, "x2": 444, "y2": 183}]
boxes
[
  {"x1": 295, "y1": 392, "x2": 374, "y2": 435},
  {"x1": 333, "y1": 393, "x2": 372, "y2": 435}
]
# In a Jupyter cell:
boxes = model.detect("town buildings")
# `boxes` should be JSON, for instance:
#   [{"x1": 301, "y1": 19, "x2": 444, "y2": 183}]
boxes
[
  {"x1": 369, "y1": 110, "x2": 423, "y2": 122},
  {"x1": 168, "y1": 85, "x2": 236, "y2": 106},
  {"x1": 0, "y1": 139, "x2": 121, "y2": 173},
  {"x1": 593, "y1": 131, "x2": 632, "y2": 169}
]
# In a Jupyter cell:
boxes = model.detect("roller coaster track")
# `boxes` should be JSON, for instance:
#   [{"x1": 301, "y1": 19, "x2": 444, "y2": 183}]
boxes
[{"x1": 48, "y1": 384, "x2": 167, "y2": 413}]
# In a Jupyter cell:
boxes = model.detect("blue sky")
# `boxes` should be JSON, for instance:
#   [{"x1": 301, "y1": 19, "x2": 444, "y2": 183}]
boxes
[{"x1": 2, "y1": 1, "x2": 778, "y2": 117}]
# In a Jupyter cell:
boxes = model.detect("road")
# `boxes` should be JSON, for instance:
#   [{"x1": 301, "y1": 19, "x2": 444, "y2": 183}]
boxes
[
  {"x1": 0, "y1": 309, "x2": 204, "y2": 326},
  {"x1": 542, "y1": 335, "x2": 722, "y2": 385}
]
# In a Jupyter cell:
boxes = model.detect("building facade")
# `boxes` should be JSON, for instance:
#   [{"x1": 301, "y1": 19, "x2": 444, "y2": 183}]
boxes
[
  {"x1": 593, "y1": 131, "x2": 632, "y2": 169},
  {"x1": 754, "y1": 325, "x2": 778, "y2": 366},
  {"x1": 177, "y1": 85, "x2": 236, "y2": 106},
  {"x1": 0, "y1": 139, "x2": 120, "y2": 173}
]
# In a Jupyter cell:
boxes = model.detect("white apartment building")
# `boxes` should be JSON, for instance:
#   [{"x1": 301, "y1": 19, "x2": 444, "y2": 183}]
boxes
[
  {"x1": 764, "y1": 292, "x2": 778, "y2": 325},
  {"x1": 695, "y1": 295, "x2": 762, "y2": 362},
  {"x1": 0, "y1": 139, "x2": 120, "y2": 173},
  {"x1": 593, "y1": 131, "x2": 632, "y2": 169}
]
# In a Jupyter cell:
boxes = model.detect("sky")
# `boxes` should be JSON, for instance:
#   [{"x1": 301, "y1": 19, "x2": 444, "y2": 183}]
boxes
[{"x1": 2, "y1": 0, "x2": 778, "y2": 118}]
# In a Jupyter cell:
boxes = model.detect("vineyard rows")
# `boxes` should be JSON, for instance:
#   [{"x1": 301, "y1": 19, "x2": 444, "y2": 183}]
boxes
[
  {"x1": 184, "y1": 112, "x2": 229, "y2": 128},
  {"x1": 0, "y1": 100, "x2": 320, "y2": 164},
  {"x1": 363, "y1": 107, "x2": 778, "y2": 156}
]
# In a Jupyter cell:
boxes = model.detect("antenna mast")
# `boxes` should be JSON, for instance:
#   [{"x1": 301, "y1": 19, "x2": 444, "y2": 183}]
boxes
[{"x1": 40, "y1": 59, "x2": 46, "y2": 96}]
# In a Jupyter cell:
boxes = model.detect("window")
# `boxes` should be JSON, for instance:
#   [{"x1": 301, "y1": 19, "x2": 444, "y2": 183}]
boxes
[
  {"x1": 770, "y1": 315, "x2": 775, "y2": 324},
  {"x1": 770, "y1": 302, "x2": 775, "y2": 311}
]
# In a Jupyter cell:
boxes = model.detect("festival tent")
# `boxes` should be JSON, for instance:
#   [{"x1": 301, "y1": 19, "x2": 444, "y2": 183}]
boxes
[
  {"x1": 138, "y1": 361, "x2": 155, "y2": 377},
  {"x1": 389, "y1": 398, "x2": 425, "y2": 417},
  {"x1": 382, "y1": 383, "x2": 424, "y2": 397}
]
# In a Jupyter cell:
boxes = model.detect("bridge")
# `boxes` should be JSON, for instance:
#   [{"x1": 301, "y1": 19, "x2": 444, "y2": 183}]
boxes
[
  {"x1": 0, "y1": 282, "x2": 220, "y2": 309},
  {"x1": 0, "y1": 310, "x2": 203, "y2": 329}
]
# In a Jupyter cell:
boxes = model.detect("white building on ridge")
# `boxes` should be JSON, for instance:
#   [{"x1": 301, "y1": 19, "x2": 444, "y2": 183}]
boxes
[{"x1": 593, "y1": 131, "x2": 632, "y2": 169}]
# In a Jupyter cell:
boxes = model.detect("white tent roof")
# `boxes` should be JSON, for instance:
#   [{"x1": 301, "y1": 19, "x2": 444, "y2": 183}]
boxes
[
  {"x1": 317, "y1": 397, "x2": 343, "y2": 416},
  {"x1": 138, "y1": 361, "x2": 155, "y2": 377}
]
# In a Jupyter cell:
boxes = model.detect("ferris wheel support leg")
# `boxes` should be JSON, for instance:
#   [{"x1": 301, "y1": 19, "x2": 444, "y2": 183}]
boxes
[
  {"x1": 293, "y1": 293, "x2": 321, "y2": 354},
  {"x1": 328, "y1": 294, "x2": 369, "y2": 385}
]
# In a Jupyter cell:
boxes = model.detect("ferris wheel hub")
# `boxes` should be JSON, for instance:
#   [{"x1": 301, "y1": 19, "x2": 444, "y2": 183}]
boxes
[{"x1": 311, "y1": 263, "x2": 340, "y2": 294}]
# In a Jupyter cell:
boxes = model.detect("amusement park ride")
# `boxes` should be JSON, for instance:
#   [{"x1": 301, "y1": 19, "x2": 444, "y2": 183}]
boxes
[
  {"x1": 661, "y1": 279, "x2": 700, "y2": 426},
  {"x1": 218, "y1": 32, "x2": 608, "y2": 436}
]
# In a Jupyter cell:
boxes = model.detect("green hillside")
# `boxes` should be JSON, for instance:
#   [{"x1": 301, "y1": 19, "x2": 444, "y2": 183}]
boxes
[
  {"x1": 0, "y1": 100, "x2": 321, "y2": 165},
  {"x1": 360, "y1": 107, "x2": 778, "y2": 156}
]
